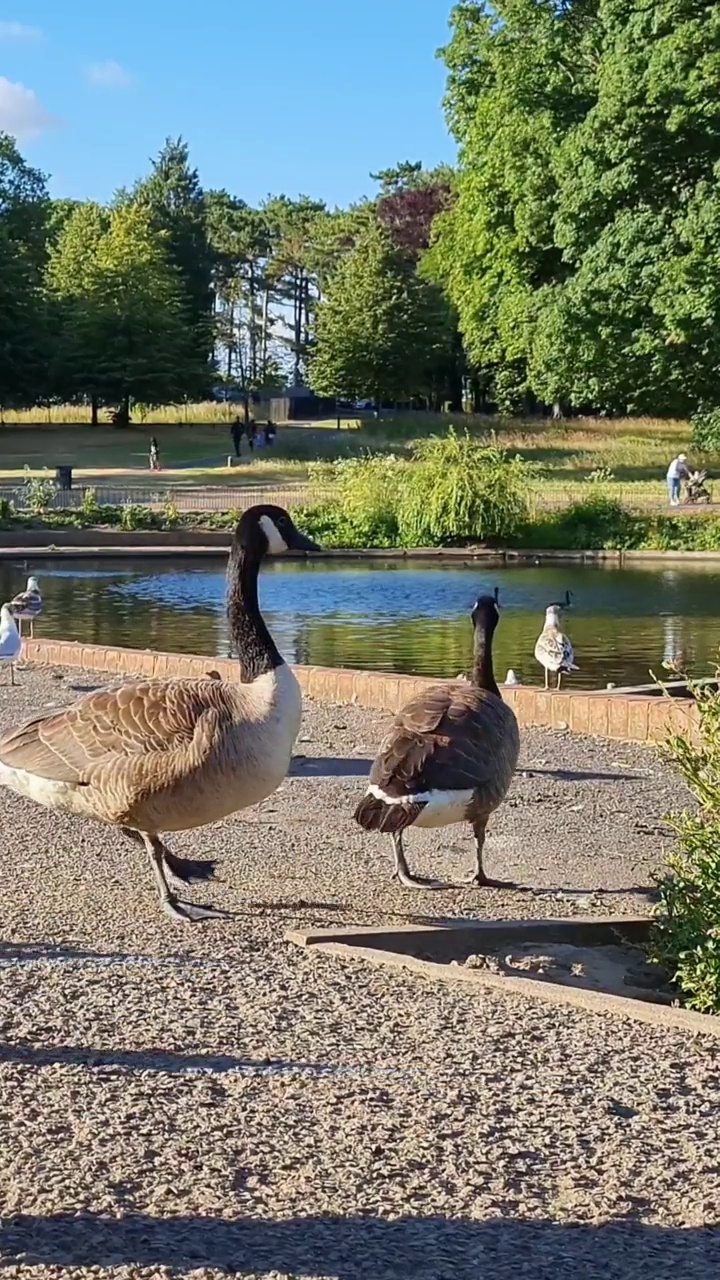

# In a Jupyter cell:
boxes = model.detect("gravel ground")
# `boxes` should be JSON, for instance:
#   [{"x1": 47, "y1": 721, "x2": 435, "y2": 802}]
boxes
[{"x1": 0, "y1": 666, "x2": 719, "y2": 1280}]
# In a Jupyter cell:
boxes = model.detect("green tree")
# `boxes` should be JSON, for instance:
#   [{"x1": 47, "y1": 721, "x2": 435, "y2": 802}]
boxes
[
  {"x1": 132, "y1": 137, "x2": 214, "y2": 394},
  {"x1": 46, "y1": 202, "x2": 194, "y2": 412},
  {"x1": 531, "y1": 0, "x2": 720, "y2": 414},
  {"x1": 0, "y1": 133, "x2": 50, "y2": 406},
  {"x1": 310, "y1": 224, "x2": 451, "y2": 406},
  {"x1": 263, "y1": 194, "x2": 327, "y2": 384},
  {"x1": 434, "y1": 0, "x2": 600, "y2": 406}
]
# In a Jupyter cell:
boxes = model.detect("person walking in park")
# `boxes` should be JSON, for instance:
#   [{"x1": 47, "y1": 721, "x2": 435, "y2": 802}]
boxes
[
  {"x1": 230, "y1": 417, "x2": 244, "y2": 458},
  {"x1": 246, "y1": 418, "x2": 257, "y2": 453},
  {"x1": 666, "y1": 453, "x2": 689, "y2": 506},
  {"x1": 149, "y1": 436, "x2": 161, "y2": 471}
]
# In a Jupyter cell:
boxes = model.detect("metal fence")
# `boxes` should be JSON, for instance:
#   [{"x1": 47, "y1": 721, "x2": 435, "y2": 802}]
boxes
[
  {"x1": 0, "y1": 482, "x2": 334, "y2": 513},
  {"x1": 0, "y1": 479, "x2": 708, "y2": 516}
]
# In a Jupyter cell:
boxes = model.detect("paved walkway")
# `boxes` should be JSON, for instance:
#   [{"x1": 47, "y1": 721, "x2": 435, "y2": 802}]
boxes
[{"x1": 0, "y1": 668, "x2": 718, "y2": 1279}]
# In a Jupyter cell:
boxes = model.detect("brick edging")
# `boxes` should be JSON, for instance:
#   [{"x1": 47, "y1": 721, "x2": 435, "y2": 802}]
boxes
[{"x1": 21, "y1": 639, "x2": 699, "y2": 745}]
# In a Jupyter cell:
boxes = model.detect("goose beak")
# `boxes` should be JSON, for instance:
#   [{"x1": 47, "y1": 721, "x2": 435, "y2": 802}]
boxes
[{"x1": 288, "y1": 528, "x2": 322, "y2": 553}]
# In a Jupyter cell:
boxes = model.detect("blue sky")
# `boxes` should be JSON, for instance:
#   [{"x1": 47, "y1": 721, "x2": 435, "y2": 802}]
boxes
[{"x1": 0, "y1": 2, "x2": 455, "y2": 206}]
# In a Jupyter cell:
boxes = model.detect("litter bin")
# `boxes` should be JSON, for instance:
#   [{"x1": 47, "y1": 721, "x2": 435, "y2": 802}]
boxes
[{"x1": 55, "y1": 465, "x2": 73, "y2": 490}]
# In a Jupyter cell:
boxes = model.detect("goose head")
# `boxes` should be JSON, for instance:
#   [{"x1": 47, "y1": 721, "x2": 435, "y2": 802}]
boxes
[
  {"x1": 234, "y1": 505, "x2": 321, "y2": 560},
  {"x1": 471, "y1": 591, "x2": 501, "y2": 635}
]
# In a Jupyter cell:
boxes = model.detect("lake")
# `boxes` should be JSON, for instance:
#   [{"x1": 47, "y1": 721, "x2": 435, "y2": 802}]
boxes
[{"x1": 1, "y1": 556, "x2": 717, "y2": 690}]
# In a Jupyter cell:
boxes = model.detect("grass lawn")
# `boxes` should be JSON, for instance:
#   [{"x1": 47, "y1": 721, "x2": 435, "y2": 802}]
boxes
[{"x1": 0, "y1": 409, "x2": 705, "y2": 506}]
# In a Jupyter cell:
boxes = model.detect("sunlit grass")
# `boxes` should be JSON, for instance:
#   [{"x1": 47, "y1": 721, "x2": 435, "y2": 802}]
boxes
[{"x1": 0, "y1": 410, "x2": 705, "y2": 509}]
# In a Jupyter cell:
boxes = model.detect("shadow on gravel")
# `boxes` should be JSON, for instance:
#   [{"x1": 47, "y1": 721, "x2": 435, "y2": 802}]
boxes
[
  {"x1": 0, "y1": 1212, "x2": 717, "y2": 1278},
  {"x1": 522, "y1": 768, "x2": 642, "y2": 782},
  {"x1": 0, "y1": 1042, "x2": 379, "y2": 1078},
  {"x1": 289, "y1": 756, "x2": 374, "y2": 777}
]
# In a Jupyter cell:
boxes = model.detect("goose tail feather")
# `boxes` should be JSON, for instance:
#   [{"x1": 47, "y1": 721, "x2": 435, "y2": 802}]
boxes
[{"x1": 354, "y1": 793, "x2": 423, "y2": 834}]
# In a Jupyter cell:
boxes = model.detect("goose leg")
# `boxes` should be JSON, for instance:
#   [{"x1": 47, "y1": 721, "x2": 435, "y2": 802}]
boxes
[
  {"x1": 463, "y1": 819, "x2": 517, "y2": 889},
  {"x1": 390, "y1": 831, "x2": 457, "y2": 891},
  {"x1": 140, "y1": 832, "x2": 227, "y2": 922},
  {"x1": 122, "y1": 827, "x2": 217, "y2": 890}
]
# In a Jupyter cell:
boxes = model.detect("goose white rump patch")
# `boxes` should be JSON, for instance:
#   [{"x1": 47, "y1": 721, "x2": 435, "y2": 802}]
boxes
[
  {"x1": 0, "y1": 761, "x2": 81, "y2": 812},
  {"x1": 367, "y1": 782, "x2": 475, "y2": 829}
]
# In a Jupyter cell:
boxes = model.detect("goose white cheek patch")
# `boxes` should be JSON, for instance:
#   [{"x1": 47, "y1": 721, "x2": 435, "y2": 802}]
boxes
[{"x1": 259, "y1": 515, "x2": 289, "y2": 555}]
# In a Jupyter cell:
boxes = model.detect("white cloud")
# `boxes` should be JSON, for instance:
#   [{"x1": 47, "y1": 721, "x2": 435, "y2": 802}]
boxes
[
  {"x1": 0, "y1": 76, "x2": 54, "y2": 140},
  {"x1": 86, "y1": 60, "x2": 132, "y2": 89},
  {"x1": 0, "y1": 21, "x2": 42, "y2": 40}
]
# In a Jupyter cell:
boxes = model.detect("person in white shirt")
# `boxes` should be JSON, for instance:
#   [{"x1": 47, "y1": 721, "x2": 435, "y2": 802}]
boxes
[{"x1": 666, "y1": 453, "x2": 689, "y2": 506}]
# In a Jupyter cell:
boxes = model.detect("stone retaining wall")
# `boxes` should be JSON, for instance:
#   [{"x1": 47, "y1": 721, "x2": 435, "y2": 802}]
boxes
[{"x1": 22, "y1": 639, "x2": 699, "y2": 745}]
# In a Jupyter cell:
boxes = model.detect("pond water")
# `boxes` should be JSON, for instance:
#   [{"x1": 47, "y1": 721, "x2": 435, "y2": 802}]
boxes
[{"x1": 1, "y1": 556, "x2": 718, "y2": 690}]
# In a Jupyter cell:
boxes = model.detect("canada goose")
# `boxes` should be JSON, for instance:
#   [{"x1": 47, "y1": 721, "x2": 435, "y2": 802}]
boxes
[
  {"x1": 0, "y1": 506, "x2": 320, "y2": 924},
  {"x1": 11, "y1": 575, "x2": 42, "y2": 638},
  {"x1": 534, "y1": 591, "x2": 577, "y2": 690},
  {"x1": 0, "y1": 604, "x2": 21, "y2": 685},
  {"x1": 354, "y1": 591, "x2": 520, "y2": 890}
]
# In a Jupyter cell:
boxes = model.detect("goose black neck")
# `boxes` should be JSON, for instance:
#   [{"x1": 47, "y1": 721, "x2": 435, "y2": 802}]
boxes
[
  {"x1": 226, "y1": 543, "x2": 282, "y2": 682},
  {"x1": 472, "y1": 619, "x2": 500, "y2": 696}
]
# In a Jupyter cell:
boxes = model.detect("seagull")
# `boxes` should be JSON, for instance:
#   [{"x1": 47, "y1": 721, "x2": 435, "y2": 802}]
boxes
[
  {"x1": 534, "y1": 594, "x2": 578, "y2": 690},
  {"x1": 504, "y1": 669, "x2": 520, "y2": 686},
  {"x1": 11, "y1": 576, "x2": 42, "y2": 638},
  {"x1": 0, "y1": 604, "x2": 22, "y2": 685}
]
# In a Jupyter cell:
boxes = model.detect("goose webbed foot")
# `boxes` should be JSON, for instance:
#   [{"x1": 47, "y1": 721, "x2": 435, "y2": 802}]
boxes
[
  {"x1": 134, "y1": 830, "x2": 226, "y2": 925},
  {"x1": 465, "y1": 820, "x2": 517, "y2": 890},
  {"x1": 160, "y1": 896, "x2": 229, "y2": 924},
  {"x1": 462, "y1": 871, "x2": 518, "y2": 890},
  {"x1": 390, "y1": 832, "x2": 457, "y2": 892}
]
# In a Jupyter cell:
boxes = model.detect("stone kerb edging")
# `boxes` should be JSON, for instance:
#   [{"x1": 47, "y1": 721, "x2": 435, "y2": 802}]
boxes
[{"x1": 21, "y1": 638, "x2": 699, "y2": 745}]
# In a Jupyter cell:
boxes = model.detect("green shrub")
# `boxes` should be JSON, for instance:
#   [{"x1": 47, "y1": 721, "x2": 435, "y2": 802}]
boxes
[
  {"x1": 691, "y1": 406, "x2": 720, "y2": 453},
  {"x1": 0, "y1": 496, "x2": 14, "y2": 526},
  {"x1": 119, "y1": 502, "x2": 163, "y2": 531},
  {"x1": 518, "y1": 495, "x2": 644, "y2": 550},
  {"x1": 397, "y1": 430, "x2": 533, "y2": 546},
  {"x1": 19, "y1": 467, "x2": 56, "y2": 515},
  {"x1": 307, "y1": 455, "x2": 402, "y2": 546},
  {"x1": 652, "y1": 679, "x2": 720, "y2": 1013},
  {"x1": 80, "y1": 487, "x2": 101, "y2": 522}
]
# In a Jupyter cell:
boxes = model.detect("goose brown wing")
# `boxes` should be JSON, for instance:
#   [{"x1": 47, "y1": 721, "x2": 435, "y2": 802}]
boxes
[
  {"x1": 0, "y1": 679, "x2": 229, "y2": 785},
  {"x1": 369, "y1": 684, "x2": 510, "y2": 798}
]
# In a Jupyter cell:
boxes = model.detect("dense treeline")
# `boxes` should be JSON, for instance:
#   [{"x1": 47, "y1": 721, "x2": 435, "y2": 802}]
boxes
[
  {"x1": 434, "y1": 0, "x2": 720, "y2": 417},
  {"x1": 3, "y1": 0, "x2": 720, "y2": 419}
]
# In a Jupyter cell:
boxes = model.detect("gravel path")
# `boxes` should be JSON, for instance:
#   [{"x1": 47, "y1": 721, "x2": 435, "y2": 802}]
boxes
[{"x1": 0, "y1": 667, "x2": 718, "y2": 1279}]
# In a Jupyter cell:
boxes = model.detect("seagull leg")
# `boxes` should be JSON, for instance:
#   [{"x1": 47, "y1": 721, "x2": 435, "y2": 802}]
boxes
[
  {"x1": 139, "y1": 832, "x2": 227, "y2": 923},
  {"x1": 10, "y1": 663, "x2": 15, "y2": 686},
  {"x1": 390, "y1": 831, "x2": 457, "y2": 891},
  {"x1": 29, "y1": 619, "x2": 34, "y2": 639},
  {"x1": 544, "y1": 667, "x2": 549, "y2": 690},
  {"x1": 463, "y1": 818, "x2": 517, "y2": 889},
  {"x1": 557, "y1": 671, "x2": 563, "y2": 691}
]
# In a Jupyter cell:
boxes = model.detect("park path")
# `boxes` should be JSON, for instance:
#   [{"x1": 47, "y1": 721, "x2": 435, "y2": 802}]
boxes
[{"x1": 0, "y1": 668, "x2": 718, "y2": 1278}]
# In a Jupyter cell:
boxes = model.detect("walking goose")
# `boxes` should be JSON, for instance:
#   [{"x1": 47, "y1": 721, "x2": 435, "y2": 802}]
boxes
[
  {"x1": 0, "y1": 604, "x2": 21, "y2": 685},
  {"x1": 11, "y1": 576, "x2": 42, "y2": 638},
  {"x1": 354, "y1": 592, "x2": 520, "y2": 890},
  {"x1": 0, "y1": 505, "x2": 320, "y2": 923},
  {"x1": 534, "y1": 592, "x2": 577, "y2": 690}
]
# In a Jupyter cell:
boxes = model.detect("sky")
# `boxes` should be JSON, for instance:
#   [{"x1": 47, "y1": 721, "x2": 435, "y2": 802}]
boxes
[{"x1": 0, "y1": 2, "x2": 455, "y2": 207}]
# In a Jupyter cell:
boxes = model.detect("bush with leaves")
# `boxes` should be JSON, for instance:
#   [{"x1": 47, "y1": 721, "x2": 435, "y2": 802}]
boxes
[
  {"x1": 397, "y1": 431, "x2": 534, "y2": 547},
  {"x1": 691, "y1": 407, "x2": 720, "y2": 454},
  {"x1": 652, "y1": 680, "x2": 720, "y2": 1013},
  {"x1": 306, "y1": 455, "x2": 403, "y2": 547}
]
